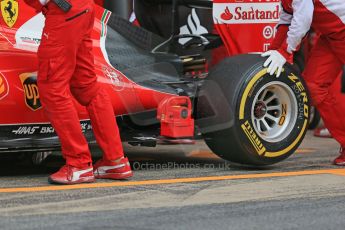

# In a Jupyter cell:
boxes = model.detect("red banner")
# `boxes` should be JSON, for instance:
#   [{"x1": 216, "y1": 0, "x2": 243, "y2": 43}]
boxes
[{"x1": 213, "y1": 0, "x2": 281, "y2": 56}]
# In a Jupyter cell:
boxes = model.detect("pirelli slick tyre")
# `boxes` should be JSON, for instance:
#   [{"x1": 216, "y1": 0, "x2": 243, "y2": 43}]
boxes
[
  {"x1": 197, "y1": 54, "x2": 310, "y2": 166},
  {"x1": 308, "y1": 106, "x2": 321, "y2": 130}
]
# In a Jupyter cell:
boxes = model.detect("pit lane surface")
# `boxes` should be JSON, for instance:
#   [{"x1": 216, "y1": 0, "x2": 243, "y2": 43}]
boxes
[{"x1": 1, "y1": 131, "x2": 345, "y2": 230}]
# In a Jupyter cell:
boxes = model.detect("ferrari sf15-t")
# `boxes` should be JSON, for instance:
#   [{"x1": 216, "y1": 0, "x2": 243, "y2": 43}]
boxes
[{"x1": 0, "y1": 0, "x2": 310, "y2": 166}]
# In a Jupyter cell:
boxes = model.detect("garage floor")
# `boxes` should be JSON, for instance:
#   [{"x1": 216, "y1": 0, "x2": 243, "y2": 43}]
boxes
[{"x1": 0, "y1": 131, "x2": 344, "y2": 230}]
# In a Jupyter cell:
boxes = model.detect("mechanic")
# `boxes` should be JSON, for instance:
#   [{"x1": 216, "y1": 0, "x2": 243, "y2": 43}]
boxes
[
  {"x1": 24, "y1": 0, "x2": 133, "y2": 184},
  {"x1": 261, "y1": 0, "x2": 345, "y2": 165}
]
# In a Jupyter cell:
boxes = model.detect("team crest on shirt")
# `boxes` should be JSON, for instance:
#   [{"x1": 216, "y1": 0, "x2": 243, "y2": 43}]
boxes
[{"x1": 1, "y1": 0, "x2": 18, "y2": 28}]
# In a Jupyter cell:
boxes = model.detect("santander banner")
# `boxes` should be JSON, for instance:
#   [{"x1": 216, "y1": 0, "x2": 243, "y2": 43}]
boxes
[{"x1": 213, "y1": 0, "x2": 281, "y2": 55}]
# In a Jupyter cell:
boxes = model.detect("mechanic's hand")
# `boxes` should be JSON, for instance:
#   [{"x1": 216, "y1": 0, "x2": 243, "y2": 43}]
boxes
[{"x1": 261, "y1": 50, "x2": 287, "y2": 78}]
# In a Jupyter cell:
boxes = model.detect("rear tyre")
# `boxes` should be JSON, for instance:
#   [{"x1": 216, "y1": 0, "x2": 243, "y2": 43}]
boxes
[
  {"x1": 197, "y1": 54, "x2": 310, "y2": 165},
  {"x1": 308, "y1": 106, "x2": 321, "y2": 130}
]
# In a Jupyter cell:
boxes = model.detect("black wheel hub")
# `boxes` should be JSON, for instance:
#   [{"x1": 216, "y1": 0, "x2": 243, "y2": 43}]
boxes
[{"x1": 254, "y1": 101, "x2": 267, "y2": 119}]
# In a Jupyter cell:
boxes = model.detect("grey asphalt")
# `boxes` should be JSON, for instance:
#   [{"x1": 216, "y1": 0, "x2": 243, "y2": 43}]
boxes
[{"x1": 0, "y1": 131, "x2": 344, "y2": 230}]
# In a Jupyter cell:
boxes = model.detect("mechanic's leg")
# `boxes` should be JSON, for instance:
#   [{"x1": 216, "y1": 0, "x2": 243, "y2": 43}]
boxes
[
  {"x1": 329, "y1": 40, "x2": 345, "y2": 94},
  {"x1": 38, "y1": 52, "x2": 92, "y2": 168},
  {"x1": 303, "y1": 37, "x2": 345, "y2": 147},
  {"x1": 37, "y1": 17, "x2": 92, "y2": 169},
  {"x1": 70, "y1": 12, "x2": 124, "y2": 162},
  {"x1": 342, "y1": 68, "x2": 345, "y2": 93}
]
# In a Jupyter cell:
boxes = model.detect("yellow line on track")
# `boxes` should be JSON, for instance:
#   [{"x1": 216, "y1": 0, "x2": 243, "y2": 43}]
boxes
[
  {"x1": 295, "y1": 148, "x2": 316, "y2": 154},
  {"x1": 1, "y1": 169, "x2": 345, "y2": 193}
]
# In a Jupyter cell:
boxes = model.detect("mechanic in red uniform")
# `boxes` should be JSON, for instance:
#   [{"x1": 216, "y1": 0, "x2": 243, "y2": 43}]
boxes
[
  {"x1": 262, "y1": 0, "x2": 345, "y2": 165},
  {"x1": 24, "y1": 0, "x2": 133, "y2": 184}
]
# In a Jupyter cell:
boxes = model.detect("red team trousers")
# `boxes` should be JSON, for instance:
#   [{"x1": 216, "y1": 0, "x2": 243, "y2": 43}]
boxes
[
  {"x1": 278, "y1": 0, "x2": 345, "y2": 148},
  {"x1": 303, "y1": 36, "x2": 345, "y2": 147},
  {"x1": 25, "y1": 0, "x2": 124, "y2": 168},
  {"x1": 301, "y1": 0, "x2": 345, "y2": 148}
]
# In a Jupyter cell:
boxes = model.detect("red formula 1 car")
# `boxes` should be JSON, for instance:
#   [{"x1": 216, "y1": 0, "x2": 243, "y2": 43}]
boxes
[{"x1": 0, "y1": 0, "x2": 309, "y2": 166}]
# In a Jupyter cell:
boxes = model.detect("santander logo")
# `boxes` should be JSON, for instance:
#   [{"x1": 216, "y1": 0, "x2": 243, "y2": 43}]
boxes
[
  {"x1": 221, "y1": 7, "x2": 233, "y2": 21},
  {"x1": 214, "y1": 2, "x2": 281, "y2": 24}
]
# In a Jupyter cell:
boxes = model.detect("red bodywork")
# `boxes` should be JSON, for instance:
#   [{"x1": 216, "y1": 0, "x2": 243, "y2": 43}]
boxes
[
  {"x1": 0, "y1": 2, "x2": 172, "y2": 126},
  {"x1": 0, "y1": 0, "x2": 282, "y2": 150}
]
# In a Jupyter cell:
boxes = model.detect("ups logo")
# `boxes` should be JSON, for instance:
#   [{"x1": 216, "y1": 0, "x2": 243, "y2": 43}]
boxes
[
  {"x1": 19, "y1": 73, "x2": 41, "y2": 111},
  {"x1": 0, "y1": 73, "x2": 9, "y2": 100}
]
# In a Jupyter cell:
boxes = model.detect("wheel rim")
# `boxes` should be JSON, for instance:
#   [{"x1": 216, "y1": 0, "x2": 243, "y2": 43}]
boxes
[{"x1": 251, "y1": 81, "x2": 298, "y2": 143}]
